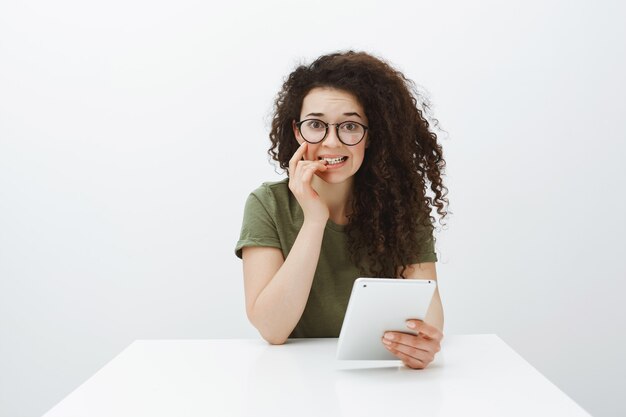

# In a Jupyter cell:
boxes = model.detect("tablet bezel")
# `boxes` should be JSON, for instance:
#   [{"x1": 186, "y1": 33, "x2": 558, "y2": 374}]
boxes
[{"x1": 336, "y1": 278, "x2": 437, "y2": 360}]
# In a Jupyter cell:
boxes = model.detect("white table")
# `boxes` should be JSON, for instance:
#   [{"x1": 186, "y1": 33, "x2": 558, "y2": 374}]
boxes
[{"x1": 43, "y1": 335, "x2": 590, "y2": 416}]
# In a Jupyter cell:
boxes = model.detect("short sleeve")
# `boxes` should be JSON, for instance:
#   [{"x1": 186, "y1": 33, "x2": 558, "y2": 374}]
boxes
[
  {"x1": 408, "y1": 226, "x2": 438, "y2": 264},
  {"x1": 234, "y1": 192, "x2": 282, "y2": 259}
]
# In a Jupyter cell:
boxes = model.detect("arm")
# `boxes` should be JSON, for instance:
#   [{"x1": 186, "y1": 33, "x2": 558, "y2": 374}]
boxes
[
  {"x1": 242, "y1": 219, "x2": 326, "y2": 345},
  {"x1": 242, "y1": 142, "x2": 330, "y2": 345}
]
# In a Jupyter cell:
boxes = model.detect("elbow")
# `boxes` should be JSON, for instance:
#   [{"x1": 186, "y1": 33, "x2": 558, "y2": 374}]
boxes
[
  {"x1": 264, "y1": 335, "x2": 288, "y2": 345},
  {"x1": 258, "y1": 326, "x2": 288, "y2": 345},
  {"x1": 247, "y1": 308, "x2": 289, "y2": 345}
]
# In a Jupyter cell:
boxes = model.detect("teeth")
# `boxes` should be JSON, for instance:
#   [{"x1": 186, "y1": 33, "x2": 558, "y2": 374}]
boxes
[{"x1": 320, "y1": 156, "x2": 347, "y2": 165}]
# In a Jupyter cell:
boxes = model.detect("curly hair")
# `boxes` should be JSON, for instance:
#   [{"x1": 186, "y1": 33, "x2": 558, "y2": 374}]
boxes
[{"x1": 268, "y1": 51, "x2": 449, "y2": 278}]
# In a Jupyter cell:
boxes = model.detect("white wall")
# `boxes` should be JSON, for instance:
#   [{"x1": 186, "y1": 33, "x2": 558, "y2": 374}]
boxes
[{"x1": 1, "y1": 1, "x2": 624, "y2": 416}]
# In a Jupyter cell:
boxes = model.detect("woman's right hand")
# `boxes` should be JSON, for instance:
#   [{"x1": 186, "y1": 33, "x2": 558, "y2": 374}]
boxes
[{"x1": 288, "y1": 142, "x2": 329, "y2": 224}]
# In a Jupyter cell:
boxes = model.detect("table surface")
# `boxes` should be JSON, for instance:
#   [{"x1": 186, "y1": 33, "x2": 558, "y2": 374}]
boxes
[{"x1": 43, "y1": 335, "x2": 590, "y2": 417}]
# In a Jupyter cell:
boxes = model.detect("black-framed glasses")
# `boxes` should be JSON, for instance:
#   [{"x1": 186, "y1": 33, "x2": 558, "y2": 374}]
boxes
[{"x1": 295, "y1": 118, "x2": 369, "y2": 146}]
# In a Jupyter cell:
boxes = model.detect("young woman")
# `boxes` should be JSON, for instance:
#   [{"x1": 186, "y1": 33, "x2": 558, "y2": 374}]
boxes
[{"x1": 235, "y1": 51, "x2": 449, "y2": 369}]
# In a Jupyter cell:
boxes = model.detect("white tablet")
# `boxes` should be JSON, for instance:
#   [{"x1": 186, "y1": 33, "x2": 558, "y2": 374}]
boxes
[{"x1": 336, "y1": 278, "x2": 437, "y2": 360}]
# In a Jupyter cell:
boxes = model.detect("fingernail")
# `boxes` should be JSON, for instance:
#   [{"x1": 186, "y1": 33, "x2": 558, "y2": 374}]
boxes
[
  {"x1": 384, "y1": 333, "x2": 394, "y2": 340},
  {"x1": 382, "y1": 338, "x2": 391, "y2": 345},
  {"x1": 406, "y1": 321, "x2": 416, "y2": 329}
]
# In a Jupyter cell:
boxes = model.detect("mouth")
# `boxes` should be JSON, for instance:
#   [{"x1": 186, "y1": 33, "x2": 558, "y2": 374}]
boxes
[{"x1": 318, "y1": 156, "x2": 348, "y2": 166}]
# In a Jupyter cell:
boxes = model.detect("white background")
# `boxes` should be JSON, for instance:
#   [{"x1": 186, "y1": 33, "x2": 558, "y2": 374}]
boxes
[{"x1": 1, "y1": 1, "x2": 624, "y2": 416}]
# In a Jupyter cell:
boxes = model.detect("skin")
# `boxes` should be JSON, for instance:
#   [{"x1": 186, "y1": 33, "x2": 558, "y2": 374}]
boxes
[
  {"x1": 291, "y1": 87, "x2": 369, "y2": 225},
  {"x1": 242, "y1": 87, "x2": 444, "y2": 369}
]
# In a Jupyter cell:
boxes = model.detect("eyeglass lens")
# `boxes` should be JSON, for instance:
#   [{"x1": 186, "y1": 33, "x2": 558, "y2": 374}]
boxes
[{"x1": 299, "y1": 119, "x2": 365, "y2": 145}]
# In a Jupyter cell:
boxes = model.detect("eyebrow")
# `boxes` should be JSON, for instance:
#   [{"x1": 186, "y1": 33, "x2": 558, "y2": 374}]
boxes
[{"x1": 305, "y1": 112, "x2": 363, "y2": 119}]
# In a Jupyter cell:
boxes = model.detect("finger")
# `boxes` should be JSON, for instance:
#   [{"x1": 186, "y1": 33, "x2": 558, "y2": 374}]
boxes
[
  {"x1": 292, "y1": 160, "x2": 325, "y2": 187},
  {"x1": 293, "y1": 160, "x2": 325, "y2": 179},
  {"x1": 297, "y1": 166, "x2": 325, "y2": 197},
  {"x1": 382, "y1": 336, "x2": 435, "y2": 363},
  {"x1": 383, "y1": 331, "x2": 437, "y2": 352},
  {"x1": 289, "y1": 142, "x2": 308, "y2": 174},
  {"x1": 290, "y1": 162, "x2": 326, "y2": 198},
  {"x1": 299, "y1": 161, "x2": 327, "y2": 184},
  {"x1": 383, "y1": 344, "x2": 427, "y2": 369},
  {"x1": 296, "y1": 159, "x2": 327, "y2": 171},
  {"x1": 406, "y1": 320, "x2": 444, "y2": 341}
]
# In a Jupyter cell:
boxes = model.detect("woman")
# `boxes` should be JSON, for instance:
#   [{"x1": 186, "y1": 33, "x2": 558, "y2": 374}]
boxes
[{"x1": 235, "y1": 51, "x2": 449, "y2": 369}]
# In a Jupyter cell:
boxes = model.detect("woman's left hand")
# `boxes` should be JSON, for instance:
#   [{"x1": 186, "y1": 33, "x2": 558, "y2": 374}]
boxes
[{"x1": 382, "y1": 320, "x2": 443, "y2": 369}]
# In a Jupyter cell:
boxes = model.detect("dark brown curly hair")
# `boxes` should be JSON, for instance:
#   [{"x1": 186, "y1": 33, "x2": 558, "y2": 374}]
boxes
[{"x1": 268, "y1": 51, "x2": 449, "y2": 278}]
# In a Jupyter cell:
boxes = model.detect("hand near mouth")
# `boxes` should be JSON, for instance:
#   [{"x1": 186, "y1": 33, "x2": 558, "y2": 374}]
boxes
[{"x1": 288, "y1": 142, "x2": 330, "y2": 224}]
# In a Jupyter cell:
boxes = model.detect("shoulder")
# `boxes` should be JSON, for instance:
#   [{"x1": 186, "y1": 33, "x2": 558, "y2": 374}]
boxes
[
  {"x1": 244, "y1": 178, "x2": 303, "y2": 230},
  {"x1": 249, "y1": 178, "x2": 290, "y2": 208}
]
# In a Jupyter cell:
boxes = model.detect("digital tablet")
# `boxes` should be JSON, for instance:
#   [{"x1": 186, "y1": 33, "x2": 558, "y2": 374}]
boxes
[{"x1": 336, "y1": 278, "x2": 437, "y2": 360}]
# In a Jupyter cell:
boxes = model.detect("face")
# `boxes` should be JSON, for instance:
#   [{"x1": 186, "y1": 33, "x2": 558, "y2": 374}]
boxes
[{"x1": 292, "y1": 87, "x2": 369, "y2": 185}]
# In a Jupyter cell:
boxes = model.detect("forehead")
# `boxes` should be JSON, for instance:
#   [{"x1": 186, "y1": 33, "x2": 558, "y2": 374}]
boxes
[{"x1": 300, "y1": 87, "x2": 365, "y2": 117}]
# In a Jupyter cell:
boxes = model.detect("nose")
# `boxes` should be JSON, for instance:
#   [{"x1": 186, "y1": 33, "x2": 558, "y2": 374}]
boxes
[{"x1": 324, "y1": 125, "x2": 342, "y2": 148}]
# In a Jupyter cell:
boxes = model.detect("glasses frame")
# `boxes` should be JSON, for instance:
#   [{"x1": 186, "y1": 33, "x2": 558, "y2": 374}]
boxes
[{"x1": 295, "y1": 118, "x2": 369, "y2": 146}]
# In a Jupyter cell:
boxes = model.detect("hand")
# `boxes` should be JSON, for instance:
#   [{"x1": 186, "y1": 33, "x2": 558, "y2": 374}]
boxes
[
  {"x1": 288, "y1": 142, "x2": 329, "y2": 224},
  {"x1": 381, "y1": 320, "x2": 443, "y2": 369}
]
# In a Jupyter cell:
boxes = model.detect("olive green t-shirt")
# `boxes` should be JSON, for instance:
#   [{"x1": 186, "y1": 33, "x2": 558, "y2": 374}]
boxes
[{"x1": 234, "y1": 179, "x2": 437, "y2": 338}]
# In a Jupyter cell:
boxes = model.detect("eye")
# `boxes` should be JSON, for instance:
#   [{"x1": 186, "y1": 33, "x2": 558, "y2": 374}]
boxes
[
  {"x1": 305, "y1": 120, "x2": 325, "y2": 130},
  {"x1": 340, "y1": 122, "x2": 358, "y2": 131}
]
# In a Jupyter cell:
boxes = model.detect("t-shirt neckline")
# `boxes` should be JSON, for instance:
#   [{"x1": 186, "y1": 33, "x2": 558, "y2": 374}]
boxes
[{"x1": 326, "y1": 219, "x2": 346, "y2": 232}]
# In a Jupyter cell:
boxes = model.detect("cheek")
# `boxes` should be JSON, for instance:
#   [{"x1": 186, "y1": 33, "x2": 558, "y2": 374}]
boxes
[{"x1": 352, "y1": 147, "x2": 366, "y2": 166}]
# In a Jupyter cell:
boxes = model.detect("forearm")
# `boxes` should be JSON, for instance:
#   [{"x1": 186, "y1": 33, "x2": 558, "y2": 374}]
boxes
[{"x1": 250, "y1": 220, "x2": 326, "y2": 344}]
